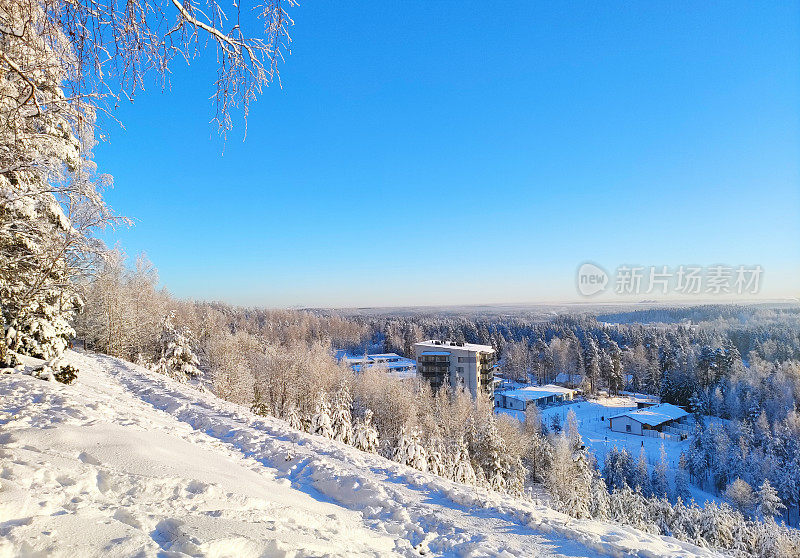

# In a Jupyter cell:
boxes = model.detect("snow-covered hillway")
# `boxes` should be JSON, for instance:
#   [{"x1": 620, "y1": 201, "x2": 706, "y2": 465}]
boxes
[{"x1": 0, "y1": 351, "x2": 723, "y2": 557}]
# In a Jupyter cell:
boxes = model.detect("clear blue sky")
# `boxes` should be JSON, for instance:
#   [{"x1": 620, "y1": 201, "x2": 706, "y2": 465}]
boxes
[{"x1": 96, "y1": 2, "x2": 800, "y2": 307}]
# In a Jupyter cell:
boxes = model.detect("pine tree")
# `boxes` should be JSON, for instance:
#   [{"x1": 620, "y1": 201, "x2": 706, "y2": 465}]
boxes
[
  {"x1": 603, "y1": 446, "x2": 633, "y2": 491},
  {"x1": 484, "y1": 418, "x2": 507, "y2": 492},
  {"x1": 565, "y1": 408, "x2": 582, "y2": 451},
  {"x1": 589, "y1": 472, "x2": 611, "y2": 520},
  {"x1": 563, "y1": 448, "x2": 593, "y2": 518},
  {"x1": 393, "y1": 427, "x2": 409, "y2": 464}
]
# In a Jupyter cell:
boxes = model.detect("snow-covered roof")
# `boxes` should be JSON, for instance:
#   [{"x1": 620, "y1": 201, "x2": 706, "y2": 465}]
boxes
[
  {"x1": 501, "y1": 384, "x2": 576, "y2": 401},
  {"x1": 610, "y1": 403, "x2": 688, "y2": 426},
  {"x1": 415, "y1": 340, "x2": 494, "y2": 353}
]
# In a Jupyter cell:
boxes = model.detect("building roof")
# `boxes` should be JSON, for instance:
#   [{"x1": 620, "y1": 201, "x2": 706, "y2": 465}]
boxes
[
  {"x1": 415, "y1": 340, "x2": 494, "y2": 353},
  {"x1": 500, "y1": 384, "x2": 576, "y2": 401},
  {"x1": 610, "y1": 403, "x2": 688, "y2": 427},
  {"x1": 368, "y1": 353, "x2": 403, "y2": 360}
]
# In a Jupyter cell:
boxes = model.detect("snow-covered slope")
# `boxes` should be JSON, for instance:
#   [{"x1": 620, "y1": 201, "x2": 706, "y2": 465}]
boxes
[{"x1": 0, "y1": 351, "x2": 723, "y2": 557}]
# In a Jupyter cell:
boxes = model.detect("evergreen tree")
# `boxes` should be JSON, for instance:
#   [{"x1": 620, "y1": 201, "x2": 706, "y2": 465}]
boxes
[
  {"x1": 633, "y1": 447, "x2": 651, "y2": 496},
  {"x1": 311, "y1": 393, "x2": 334, "y2": 439},
  {"x1": 331, "y1": 383, "x2": 354, "y2": 445},
  {"x1": 674, "y1": 454, "x2": 692, "y2": 502},
  {"x1": 353, "y1": 409, "x2": 379, "y2": 453},
  {"x1": 152, "y1": 313, "x2": 201, "y2": 382},
  {"x1": 286, "y1": 404, "x2": 302, "y2": 431},
  {"x1": 589, "y1": 472, "x2": 611, "y2": 520},
  {"x1": 651, "y1": 444, "x2": 670, "y2": 499},
  {"x1": 453, "y1": 439, "x2": 477, "y2": 485},
  {"x1": 755, "y1": 479, "x2": 786, "y2": 521},
  {"x1": 603, "y1": 447, "x2": 633, "y2": 491}
]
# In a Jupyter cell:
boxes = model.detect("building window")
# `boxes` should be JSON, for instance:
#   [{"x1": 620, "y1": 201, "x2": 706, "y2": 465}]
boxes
[
  {"x1": 457, "y1": 366, "x2": 464, "y2": 374},
  {"x1": 626, "y1": 424, "x2": 631, "y2": 433}
]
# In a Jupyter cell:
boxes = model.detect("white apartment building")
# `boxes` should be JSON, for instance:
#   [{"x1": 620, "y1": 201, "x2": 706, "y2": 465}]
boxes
[{"x1": 413, "y1": 340, "x2": 496, "y2": 397}]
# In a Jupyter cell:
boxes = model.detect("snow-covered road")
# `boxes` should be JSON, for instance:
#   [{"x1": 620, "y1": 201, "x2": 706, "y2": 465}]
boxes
[{"x1": 0, "y1": 351, "x2": 722, "y2": 557}]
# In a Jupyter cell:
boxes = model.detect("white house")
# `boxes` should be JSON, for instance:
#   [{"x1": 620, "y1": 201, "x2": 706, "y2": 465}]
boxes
[
  {"x1": 494, "y1": 384, "x2": 577, "y2": 411},
  {"x1": 608, "y1": 403, "x2": 689, "y2": 436}
]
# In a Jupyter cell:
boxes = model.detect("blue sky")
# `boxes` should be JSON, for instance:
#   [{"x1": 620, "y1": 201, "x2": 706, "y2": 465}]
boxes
[{"x1": 96, "y1": 2, "x2": 800, "y2": 307}]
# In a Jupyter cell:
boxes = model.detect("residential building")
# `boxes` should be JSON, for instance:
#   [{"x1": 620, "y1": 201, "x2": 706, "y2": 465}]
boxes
[
  {"x1": 494, "y1": 385, "x2": 577, "y2": 412},
  {"x1": 608, "y1": 403, "x2": 689, "y2": 436},
  {"x1": 413, "y1": 340, "x2": 496, "y2": 397}
]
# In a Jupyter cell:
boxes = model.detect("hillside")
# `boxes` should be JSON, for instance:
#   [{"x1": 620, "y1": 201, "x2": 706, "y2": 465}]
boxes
[{"x1": 0, "y1": 351, "x2": 722, "y2": 557}]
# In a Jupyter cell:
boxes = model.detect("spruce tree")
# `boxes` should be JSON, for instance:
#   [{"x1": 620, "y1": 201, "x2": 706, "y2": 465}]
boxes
[
  {"x1": 311, "y1": 393, "x2": 334, "y2": 439},
  {"x1": 152, "y1": 313, "x2": 201, "y2": 382},
  {"x1": 354, "y1": 409, "x2": 379, "y2": 453}
]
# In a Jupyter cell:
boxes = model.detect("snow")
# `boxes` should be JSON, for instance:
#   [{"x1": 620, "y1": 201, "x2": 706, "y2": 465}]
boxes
[
  {"x1": 502, "y1": 385, "x2": 577, "y2": 401},
  {"x1": 0, "y1": 351, "x2": 723, "y2": 557},
  {"x1": 415, "y1": 340, "x2": 494, "y2": 352}
]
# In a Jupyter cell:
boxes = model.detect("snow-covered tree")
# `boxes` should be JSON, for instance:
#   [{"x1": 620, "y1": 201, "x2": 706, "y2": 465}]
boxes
[
  {"x1": 406, "y1": 430, "x2": 429, "y2": 472},
  {"x1": 0, "y1": 0, "x2": 111, "y2": 367},
  {"x1": 311, "y1": 393, "x2": 334, "y2": 439},
  {"x1": 633, "y1": 447, "x2": 651, "y2": 496},
  {"x1": 453, "y1": 440, "x2": 476, "y2": 485},
  {"x1": 755, "y1": 479, "x2": 786, "y2": 521},
  {"x1": 286, "y1": 404, "x2": 302, "y2": 431},
  {"x1": 565, "y1": 408, "x2": 582, "y2": 451},
  {"x1": 427, "y1": 447, "x2": 446, "y2": 477},
  {"x1": 353, "y1": 409, "x2": 379, "y2": 453},
  {"x1": 331, "y1": 383, "x2": 353, "y2": 445},
  {"x1": 725, "y1": 478, "x2": 755, "y2": 516},
  {"x1": 603, "y1": 446, "x2": 633, "y2": 491},
  {"x1": 674, "y1": 454, "x2": 692, "y2": 502},
  {"x1": 589, "y1": 472, "x2": 611, "y2": 520},
  {"x1": 651, "y1": 444, "x2": 670, "y2": 499},
  {"x1": 152, "y1": 313, "x2": 201, "y2": 382}
]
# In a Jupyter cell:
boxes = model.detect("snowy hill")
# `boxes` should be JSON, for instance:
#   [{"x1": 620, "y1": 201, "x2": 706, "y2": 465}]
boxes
[{"x1": 0, "y1": 351, "x2": 723, "y2": 557}]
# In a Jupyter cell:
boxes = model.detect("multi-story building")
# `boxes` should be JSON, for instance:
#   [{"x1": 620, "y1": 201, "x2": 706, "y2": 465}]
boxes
[{"x1": 413, "y1": 340, "x2": 496, "y2": 397}]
